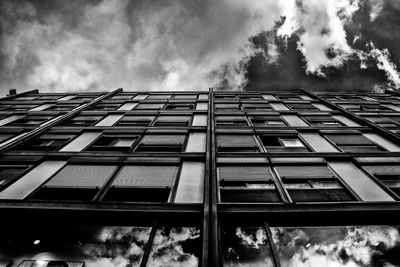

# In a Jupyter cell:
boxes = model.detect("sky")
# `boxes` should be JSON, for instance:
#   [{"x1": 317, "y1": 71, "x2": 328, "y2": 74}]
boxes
[
  {"x1": 222, "y1": 226, "x2": 400, "y2": 267},
  {"x1": 0, "y1": 0, "x2": 400, "y2": 94}
]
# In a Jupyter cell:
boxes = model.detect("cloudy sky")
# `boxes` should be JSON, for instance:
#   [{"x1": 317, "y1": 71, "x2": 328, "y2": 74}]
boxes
[
  {"x1": 0, "y1": 0, "x2": 399, "y2": 94},
  {"x1": 222, "y1": 226, "x2": 400, "y2": 266}
]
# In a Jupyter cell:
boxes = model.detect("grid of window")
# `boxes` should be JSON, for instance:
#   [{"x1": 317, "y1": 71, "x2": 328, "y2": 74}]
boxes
[{"x1": 1, "y1": 89, "x2": 400, "y2": 266}]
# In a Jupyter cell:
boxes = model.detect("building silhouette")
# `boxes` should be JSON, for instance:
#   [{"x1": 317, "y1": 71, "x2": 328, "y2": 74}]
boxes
[{"x1": 0, "y1": 88, "x2": 400, "y2": 266}]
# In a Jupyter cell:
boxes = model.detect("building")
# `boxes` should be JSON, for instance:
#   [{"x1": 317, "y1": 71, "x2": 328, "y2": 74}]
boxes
[{"x1": 0, "y1": 88, "x2": 400, "y2": 267}]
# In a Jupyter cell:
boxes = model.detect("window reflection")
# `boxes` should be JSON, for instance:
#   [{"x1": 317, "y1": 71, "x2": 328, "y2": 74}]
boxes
[
  {"x1": 0, "y1": 225, "x2": 151, "y2": 267},
  {"x1": 147, "y1": 227, "x2": 201, "y2": 267},
  {"x1": 270, "y1": 226, "x2": 400, "y2": 267},
  {"x1": 221, "y1": 227, "x2": 274, "y2": 267}
]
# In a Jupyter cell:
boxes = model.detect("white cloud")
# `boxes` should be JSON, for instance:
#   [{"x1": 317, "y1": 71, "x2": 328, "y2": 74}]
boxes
[
  {"x1": 369, "y1": 43, "x2": 400, "y2": 89},
  {"x1": 369, "y1": 0, "x2": 384, "y2": 21},
  {"x1": 271, "y1": 226, "x2": 400, "y2": 267},
  {"x1": 1, "y1": 0, "x2": 399, "y2": 93},
  {"x1": 147, "y1": 227, "x2": 200, "y2": 267},
  {"x1": 0, "y1": 0, "x2": 287, "y2": 93},
  {"x1": 277, "y1": 0, "x2": 360, "y2": 77},
  {"x1": 235, "y1": 227, "x2": 268, "y2": 249}
]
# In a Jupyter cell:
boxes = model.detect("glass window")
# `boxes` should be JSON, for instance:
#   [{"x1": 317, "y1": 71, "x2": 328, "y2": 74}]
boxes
[
  {"x1": 197, "y1": 102, "x2": 208, "y2": 111},
  {"x1": 0, "y1": 161, "x2": 67, "y2": 200},
  {"x1": 286, "y1": 103, "x2": 319, "y2": 111},
  {"x1": 57, "y1": 95, "x2": 76, "y2": 101},
  {"x1": 175, "y1": 162, "x2": 204, "y2": 203},
  {"x1": 270, "y1": 226, "x2": 400, "y2": 267},
  {"x1": 0, "y1": 224, "x2": 151, "y2": 267},
  {"x1": 281, "y1": 115, "x2": 309, "y2": 126},
  {"x1": 136, "y1": 135, "x2": 186, "y2": 152},
  {"x1": 172, "y1": 94, "x2": 197, "y2": 100},
  {"x1": 6, "y1": 115, "x2": 54, "y2": 127},
  {"x1": 362, "y1": 165, "x2": 400, "y2": 197},
  {"x1": 260, "y1": 136, "x2": 309, "y2": 152},
  {"x1": 221, "y1": 227, "x2": 274, "y2": 266},
  {"x1": 275, "y1": 165, "x2": 354, "y2": 202},
  {"x1": 30, "y1": 165, "x2": 118, "y2": 201},
  {"x1": 279, "y1": 138, "x2": 304, "y2": 147},
  {"x1": 63, "y1": 115, "x2": 103, "y2": 126},
  {"x1": 217, "y1": 135, "x2": 259, "y2": 152},
  {"x1": 147, "y1": 94, "x2": 171, "y2": 100},
  {"x1": 86, "y1": 135, "x2": 138, "y2": 152},
  {"x1": 215, "y1": 103, "x2": 240, "y2": 110},
  {"x1": 94, "y1": 115, "x2": 123, "y2": 127},
  {"x1": 250, "y1": 116, "x2": 286, "y2": 126},
  {"x1": 325, "y1": 134, "x2": 385, "y2": 153},
  {"x1": 218, "y1": 166, "x2": 281, "y2": 203},
  {"x1": 303, "y1": 116, "x2": 344, "y2": 127},
  {"x1": 113, "y1": 139, "x2": 136, "y2": 147},
  {"x1": 185, "y1": 133, "x2": 206, "y2": 152},
  {"x1": 46, "y1": 103, "x2": 79, "y2": 111},
  {"x1": 242, "y1": 104, "x2": 271, "y2": 111},
  {"x1": 103, "y1": 165, "x2": 178, "y2": 202},
  {"x1": 154, "y1": 115, "x2": 192, "y2": 126},
  {"x1": 216, "y1": 116, "x2": 248, "y2": 127},
  {"x1": 165, "y1": 103, "x2": 194, "y2": 110},
  {"x1": 147, "y1": 227, "x2": 201, "y2": 266},
  {"x1": 0, "y1": 165, "x2": 30, "y2": 189},
  {"x1": 60, "y1": 132, "x2": 102, "y2": 152},
  {"x1": 117, "y1": 102, "x2": 138, "y2": 111},
  {"x1": 270, "y1": 103, "x2": 289, "y2": 111},
  {"x1": 192, "y1": 115, "x2": 207, "y2": 126},
  {"x1": 219, "y1": 166, "x2": 273, "y2": 182},
  {"x1": 328, "y1": 162, "x2": 394, "y2": 201},
  {"x1": 116, "y1": 116, "x2": 155, "y2": 127},
  {"x1": 0, "y1": 134, "x2": 13, "y2": 143},
  {"x1": 299, "y1": 133, "x2": 340, "y2": 152},
  {"x1": 135, "y1": 103, "x2": 165, "y2": 110},
  {"x1": 109, "y1": 94, "x2": 134, "y2": 100},
  {"x1": 13, "y1": 134, "x2": 77, "y2": 152},
  {"x1": 90, "y1": 103, "x2": 121, "y2": 110}
]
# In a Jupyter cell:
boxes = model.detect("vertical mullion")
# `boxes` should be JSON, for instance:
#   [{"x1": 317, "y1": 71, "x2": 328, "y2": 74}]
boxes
[
  {"x1": 140, "y1": 222, "x2": 158, "y2": 267},
  {"x1": 210, "y1": 88, "x2": 220, "y2": 267},
  {"x1": 263, "y1": 221, "x2": 281, "y2": 267},
  {"x1": 201, "y1": 88, "x2": 211, "y2": 267}
]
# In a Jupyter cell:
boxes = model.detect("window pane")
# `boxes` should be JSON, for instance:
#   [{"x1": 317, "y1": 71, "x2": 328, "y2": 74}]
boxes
[
  {"x1": 219, "y1": 166, "x2": 273, "y2": 182},
  {"x1": 275, "y1": 166, "x2": 336, "y2": 179},
  {"x1": 271, "y1": 226, "x2": 400, "y2": 267},
  {"x1": 221, "y1": 227, "x2": 274, "y2": 267},
  {"x1": 112, "y1": 166, "x2": 178, "y2": 187},
  {"x1": 140, "y1": 135, "x2": 186, "y2": 145},
  {"x1": 45, "y1": 165, "x2": 118, "y2": 188},
  {"x1": 147, "y1": 227, "x2": 201, "y2": 267},
  {"x1": 246, "y1": 183, "x2": 275, "y2": 189},
  {"x1": 328, "y1": 162, "x2": 394, "y2": 201},
  {"x1": 280, "y1": 138, "x2": 304, "y2": 147},
  {"x1": 0, "y1": 224, "x2": 151, "y2": 267},
  {"x1": 310, "y1": 180, "x2": 342, "y2": 188},
  {"x1": 112, "y1": 139, "x2": 136, "y2": 147}
]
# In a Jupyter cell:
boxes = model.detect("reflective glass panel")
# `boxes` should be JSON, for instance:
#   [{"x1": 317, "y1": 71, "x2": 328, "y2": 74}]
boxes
[
  {"x1": 147, "y1": 227, "x2": 201, "y2": 267},
  {"x1": 271, "y1": 226, "x2": 400, "y2": 267},
  {"x1": 221, "y1": 227, "x2": 274, "y2": 267},
  {"x1": 0, "y1": 225, "x2": 151, "y2": 267}
]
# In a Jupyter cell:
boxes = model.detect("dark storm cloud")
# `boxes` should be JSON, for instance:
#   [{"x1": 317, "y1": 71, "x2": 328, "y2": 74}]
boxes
[
  {"x1": 0, "y1": 0, "x2": 399, "y2": 94},
  {"x1": 245, "y1": 0, "x2": 400, "y2": 92}
]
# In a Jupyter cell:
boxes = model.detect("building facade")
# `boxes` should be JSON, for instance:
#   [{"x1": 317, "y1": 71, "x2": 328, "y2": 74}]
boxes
[{"x1": 0, "y1": 88, "x2": 400, "y2": 266}]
